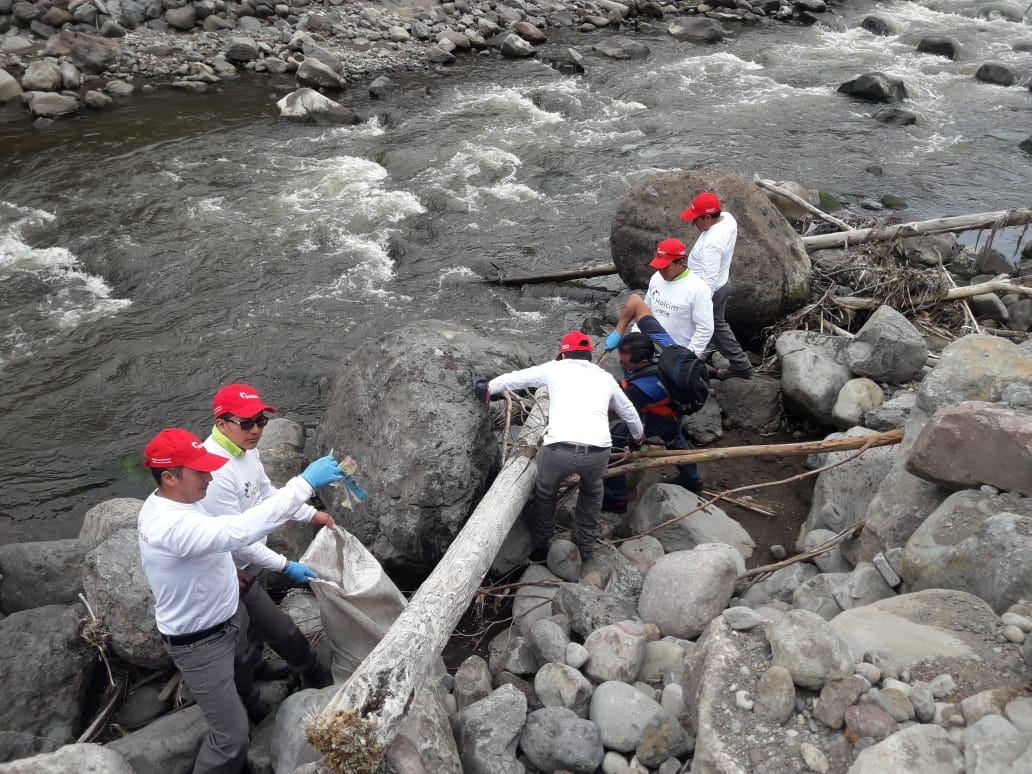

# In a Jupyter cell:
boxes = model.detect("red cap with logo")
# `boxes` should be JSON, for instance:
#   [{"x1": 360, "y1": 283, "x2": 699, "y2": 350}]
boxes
[
  {"x1": 680, "y1": 191, "x2": 722, "y2": 222},
  {"x1": 557, "y1": 330, "x2": 594, "y2": 359},
  {"x1": 144, "y1": 428, "x2": 228, "y2": 471},
  {"x1": 212, "y1": 383, "x2": 276, "y2": 418},
  {"x1": 649, "y1": 237, "x2": 687, "y2": 269}
]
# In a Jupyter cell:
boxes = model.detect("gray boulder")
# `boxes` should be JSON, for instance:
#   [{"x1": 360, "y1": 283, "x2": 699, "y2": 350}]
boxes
[
  {"x1": 0, "y1": 604, "x2": 94, "y2": 761},
  {"x1": 500, "y1": 34, "x2": 535, "y2": 58},
  {"x1": 837, "y1": 72, "x2": 907, "y2": 103},
  {"x1": 638, "y1": 549, "x2": 738, "y2": 638},
  {"x1": 863, "y1": 390, "x2": 916, "y2": 430},
  {"x1": 455, "y1": 684, "x2": 527, "y2": 774},
  {"x1": 917, "y1": 34, "x2": 960, "y2": 60},
  {"x1": 801, "y1": 426, "x2": 898, "y2": 542},
  {"x1": 534, "y1": 662, "x2": 594, "y2": 717},
  {"x1": 225, "y1": 36, "x2": 259, "y2": 62},
  {"x1": 976, "y1": 61, "x2": 1017, "y2": 86},
  {"x1": 43, "y1": 30, "x2": 118, "y2": 74},
  {"x1": 164, "y1": 6, "x2": 196, "y2": 30},
  {"x1": 846, "y1": 305, "x2": 928, "y2": 383},
  {"x1": 23, "y1": 91, "x2": 79, "y2": 118},
  {"x1": 588, "y1": 680, "x2": 670, "y2": 753},
  {"x1": 20, "y1": 59, "x2": 62, "y2": 91},
  {"x1": 78, "y1": 497, "x2": 142, "y2": 550},
  {"x1": 83, "y1": 528, "x2": 169, "y2": 669},
  {"x1": 276, "y1": 88, "x2": 360, "y2": 125},
  {"x1": 518, "y1": 707, "x2": 603, "y2": 773},
  {"x1": 765, "y1": 609, "x2": 853, "y2": 690},
  {"x1": 630, "y1": 483, "x2": 754, "y2": 559},
  {"x1": 583, "y1": 620, "x2": 648, "y2": 684},
  {"x1": 593, "y1": 35, "x2": 649, "y2": 59},
  {"x1": 916, "y1": 334, "x2": 1032, "y2": 415},
  {"x1": 776, "y1": 330, "x2": 853, "y2": 425},
  {"x1": 792, "y1": 572, "x2": 847, "y2": 620},
  {"x1": 902, "y1": 489, "x2": 1032, "y2": 613},
  {"x1": 906, "y1": 401, "x2": 1032, "y2": 495},
  {"x1": 832, "y1": 378, "x2": 884, "y2": 429},
  {"x1": 318, "y1": 321, "x2": 532, "y2": 572},
  {"x1": 295, "y1": 58, "x2": 345, "y2": 90},
  {"x1": 0, "y1": 68, "x2": 23, "y2": 102},
  {"x1": 713, "y1": 375, "x2": 782, "y2": 434},
  {"x1": 0, "y1": 539, "x2": 86, "y2": 613},
  {"x1": 0, "y1": 743, "x2": 132, "y2": 773},
  {"x1": 106, "y1": 705, "x2": 208, "y2": 774},
  {"x1": 847, "y1": 724, "x2": 962, "y2": 773},
  {"x1": 668, "y1": 17, "x2": 724, "y2": 43},
  {"x1": 611, "y1": 169, "x2": 811, "y2": 339}
]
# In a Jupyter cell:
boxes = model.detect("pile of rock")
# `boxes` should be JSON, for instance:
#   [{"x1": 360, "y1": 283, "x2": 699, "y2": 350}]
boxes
[{"x1": 0, "y1": 0, "x2": 832, "y2": 121}]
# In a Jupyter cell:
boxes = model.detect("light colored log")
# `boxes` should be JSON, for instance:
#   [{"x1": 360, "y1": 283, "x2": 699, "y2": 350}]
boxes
[
  {"x1": 306, "y1": 390, "x2": 549, "y2": 774},
  {"x1": 485, "y1": 263, "x2": 618, "y2": 286},
  {"x1": 831, "y1": 276, "x2": 1032, "y2": 311},
  {"x1": 801, "y1": 208, "x2": 1032, "y2": 251},
  {"x1": 604, "y1": 430, "x2": 902, "y2": 477},
  {"x1": 754, "y1": 177, "x2": 851, "y2": 231}
]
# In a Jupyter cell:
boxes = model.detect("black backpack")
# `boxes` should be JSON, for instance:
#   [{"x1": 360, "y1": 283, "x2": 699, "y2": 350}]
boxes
[{"x1": 655, "y1": 344, "x2": 710, "y2": 415}]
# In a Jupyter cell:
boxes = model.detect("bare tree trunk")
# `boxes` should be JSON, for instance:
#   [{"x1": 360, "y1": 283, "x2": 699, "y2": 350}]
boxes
[
  {"x1": 483, "y1": 263, "x2": 618, "y2": 286},
  {"x1": 605, "y1": 430, "x2": 902, "y2": 477},
  {"x1": 800, "y1": 208, "x2": 1032, "y2": 251},
  {"x1": 831, "y1": 276, "x2": 1032, "y2": 311},
  {"x1": 305, "y1": 391, "x2": 548, "y2": 774}
]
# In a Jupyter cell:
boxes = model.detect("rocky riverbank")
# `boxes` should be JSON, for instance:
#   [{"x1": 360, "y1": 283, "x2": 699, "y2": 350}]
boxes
[{"x1": 0, "y1": 0, "x2": 835, "y2": 122}]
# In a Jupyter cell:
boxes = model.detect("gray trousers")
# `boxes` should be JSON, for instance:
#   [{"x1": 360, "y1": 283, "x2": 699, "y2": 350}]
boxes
[
  {"x1": 712, "y1": 280, "x2": 752, "y2": 372},
  {"x1": 531, "y1": 443, "x2": 610, "y2": 555},
  {"x1": 163, "y1": 604, "x2": 250, "y2": 774},
  {"x1": 239, "y1": 572, "x2": 315, "y2": 678}
]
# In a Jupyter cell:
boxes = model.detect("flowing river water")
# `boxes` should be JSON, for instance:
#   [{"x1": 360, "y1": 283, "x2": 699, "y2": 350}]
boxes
[{"x1": 1, "y1": 0, "x2": 1030, "y2": 542}]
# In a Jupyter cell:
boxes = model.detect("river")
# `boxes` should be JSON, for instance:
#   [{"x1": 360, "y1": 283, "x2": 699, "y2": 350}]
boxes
[{"x1": 1, "y1": 0, "x2": 1030, "y2": 542}]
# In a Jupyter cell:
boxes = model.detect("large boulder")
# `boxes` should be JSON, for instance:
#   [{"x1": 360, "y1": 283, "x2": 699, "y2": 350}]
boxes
[
  {"x1": 837, "y1": 72, "x2": 907, "y2": 103},
  {"x1": 776, "y1": 330, "x2": 853, "y2": 425},
  {"x1": 847, "y1": 724, "x2": 963, "y2": 773},
  {"x1": 845, "y1": 305, "x2": 928, "y2": 384},
  {"x1": 0, "y1": 604, "x2": 95, "y2": 761},
  {"x1": 78, "y1": 497, "x2": 142, "y2": 550},
  {"x1": 630, "y1": 483, "x2": 754, "y2": 559},
  {"x1": 765, "y1": 609, "x2": 853, "y2": 690},
  {"x1": 831, "y1": 589, "x2": 1026, "y2": 690},
  {"x1": 455, "y1": 684, "x2": 527, "y2": 774},
  {"x1": 318, "y1": 320, "x2": 532, "y2": 571},
  {"x1": 43, "y1": 30, "x2": 119, "y2": 74},
  {"x1": 901, "y1": 489, "x2": 1032, "y2": 613},
  {"x1": 668, "y1": 17, "x2": 724, "y2": 43},
  {"x1": 906, "y1": 402, "x2": 1032, "y2": 495},
  {"x1": 105, "y1": 705, "x2": 207, "y2": 774},
  {"x1": 0, "y1": 539, "x2": 86, "y2": 613},
  {"x1": 0, "y1": 743, "x2": 133, "y2": 773},
  {"x1": 82, "y1": 528, "x2": 169, "y2": 669},
  {"x1": 638, "y1": 548, "x2": 738, "y2": 638},
  {"x1": 916, "y1": 334, "x2": 1032, "y2": 415},
  {"x1": 610, "y1": 169, "x2": 811, "y2": 340}
]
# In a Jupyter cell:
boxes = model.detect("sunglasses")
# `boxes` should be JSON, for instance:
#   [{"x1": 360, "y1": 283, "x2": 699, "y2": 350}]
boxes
[{"x1": 223, "y1": 416, "x2": 269, "y2": 431}]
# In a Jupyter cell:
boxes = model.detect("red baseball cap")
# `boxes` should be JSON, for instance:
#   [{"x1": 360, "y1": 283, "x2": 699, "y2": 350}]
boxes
[
  {"x1": 680, "y1": 192, "x2": 722, "y2": 222},
  {"x1": 649, "y1": 237, "x2": 687, "y2": 269},
  {"x1": 557, "y1": 330, "x2": 593, "y2": 359},
  {"x1": 212, "y1": 383, "x2": 276, "y2": 418},
  {"x1": 144, "y1": 428, "x2": 228, "y2": 471}
]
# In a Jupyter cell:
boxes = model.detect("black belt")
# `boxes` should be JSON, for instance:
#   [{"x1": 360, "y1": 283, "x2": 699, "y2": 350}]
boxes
[
  {"x1": 549, "y1": 442, "x2": 609, "y2": 453},
  {"x1": 161, "y1": 618, "x2": 231, "y2": 646}
]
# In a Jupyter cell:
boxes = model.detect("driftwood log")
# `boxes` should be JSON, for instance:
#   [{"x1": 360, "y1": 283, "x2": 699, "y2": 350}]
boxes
[
  {"x1": 754, "y1": 177, "x2": 852, "y2": 231},
  {"x1": 831, "y1": 275, "x2": 1032, "y2": 311},
  {"x1": 484, "y1": 263, "x2": 618, "y2": 286},
  {"x1": 800, "y1": 207, "x2": 1032, "y2": 250},
  {"x1": 304, "y1": 390, "x2": 548, "y2": 774},
  {"x1": 604, "y1": 429, "x2": 903, "y2": 477}
]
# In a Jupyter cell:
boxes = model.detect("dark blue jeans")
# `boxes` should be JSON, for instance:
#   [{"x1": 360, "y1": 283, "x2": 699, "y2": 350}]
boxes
[{"x1": 605, "y1": 413, "x2": 700, "y2": 504}]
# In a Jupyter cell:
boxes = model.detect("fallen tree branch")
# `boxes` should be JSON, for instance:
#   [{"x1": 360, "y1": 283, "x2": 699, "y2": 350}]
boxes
[
  {"x1": 603, "y1": 430, "x2": 903, "y2": 477},
  {"x1": 800, "y1": 208, "x2": 1032, "y2": 251},
  {"x1": 738, "y1": 521, "x2": 865, "y2": 582},
  {"x1": 483, "y1": 263, "x2": 618, "y2": 286},
  {"x1": 754, "y1": 177, "x2": 852, "y2": 231},
  {"x1": 306, "y1": 389, "x2": 549, "y2": 774},
  {"x1": 830, "y1": 275, "x2": 1032, "y2": 311}
]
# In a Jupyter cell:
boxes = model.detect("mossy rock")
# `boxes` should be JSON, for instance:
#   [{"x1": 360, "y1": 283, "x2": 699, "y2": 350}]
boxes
[
  {"x1": 818, "y1": 190, "x2": 843, "y2": 212},
  {"x1": 881, "y1": 194, "x2": 909, "y2": 210}
]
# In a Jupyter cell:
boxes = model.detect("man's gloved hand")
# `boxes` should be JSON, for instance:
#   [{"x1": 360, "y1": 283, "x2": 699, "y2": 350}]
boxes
[
  {"x1": 283, "y1": 561, "x2": 318, "y2": 584},
  {"x1": 301, "y1": 455, "x2": 345, "y2": 489},
  {"x1": 474, "y1": 378, "x2": 490, "y2": 404},
  {"x1": 605, "y1": 331, "x2": 622, "y2": 352}
]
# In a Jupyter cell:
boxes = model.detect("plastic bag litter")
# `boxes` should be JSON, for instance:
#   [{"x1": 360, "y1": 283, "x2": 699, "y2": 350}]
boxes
[
  {"x1": 301, "y1": 526, "x2": 406, "y2": 682},
  {"x1": 331, "y1": 454, "x2": 367, "y2": 510}
]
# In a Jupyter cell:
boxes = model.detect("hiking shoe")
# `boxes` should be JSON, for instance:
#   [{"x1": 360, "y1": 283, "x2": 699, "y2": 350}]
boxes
[
  {"x1": 602, "y1": 498, "x2": 628, "y2": 514},
  {"x1": 716, "y1": 368, "x2": 753, "y2": 380}
]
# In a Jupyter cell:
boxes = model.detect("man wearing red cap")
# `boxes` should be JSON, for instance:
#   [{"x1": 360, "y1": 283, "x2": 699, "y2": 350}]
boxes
[
  {"x1": 201, "y1": 384, "x2": 335, "y2": 699},
  {"x1": 474, "y1": 332, "x2": 643, "y2": 561},
  {"x1": 680, "y1": 191, "x2": 753, "y2": 379},
  {"x1": 138, "y1": 428, "x2": 343, "y2": 774}
]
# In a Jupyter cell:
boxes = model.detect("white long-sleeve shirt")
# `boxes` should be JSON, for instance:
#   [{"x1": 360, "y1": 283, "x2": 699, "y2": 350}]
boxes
[
  {"x1": 488, "y1": 357, "x2": 643, "y2": 447},
  {"x1": 138, "y1": 476, "x2": 312, "y2": 635},
  {"x1": 200, "y1": 436, "x2": 316, "y2": 571},
  {"x1": 643, "y1": 270, "x2": 715, "y2": 356},
  {"x1": 687, "y1": 211, "x2": 738, "y2": 293}
]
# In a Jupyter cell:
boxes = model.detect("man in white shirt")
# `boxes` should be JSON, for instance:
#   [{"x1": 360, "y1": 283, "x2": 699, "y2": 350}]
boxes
[
  {"x1": 138, "y1": 428, "x2": 343, "y2": 774},
  {"x1": 640, "y1": 238, "x2": 714, "y2": 358},
  {"x1": 475, "y1": 331, "x2": 643, "y2": 561},
  {"x1": 200, "y1": 384, "x2": 334, "y2": 700},
  {"x1": 681, "y1": 192, "x2": 753, "y2": 379}
]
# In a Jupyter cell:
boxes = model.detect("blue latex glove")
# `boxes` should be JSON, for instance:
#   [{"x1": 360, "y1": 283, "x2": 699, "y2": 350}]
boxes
[
  {"x1": 301, "y1": 455, "x2": 346, "y2": 489},
  {"x1": 605, "y1": 331, "x2": 622, "y2": 352},
  {"x1": 283, "y1": 561, "x2": 318, "y2": 584}
]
